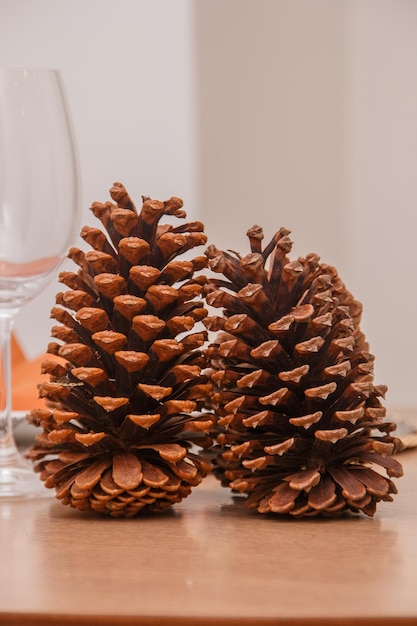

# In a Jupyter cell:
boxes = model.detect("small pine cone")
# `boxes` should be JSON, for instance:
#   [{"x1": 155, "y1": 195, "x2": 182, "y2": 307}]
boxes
[
  {"x1": 27, "y1": 183, "x2": 213, "y2": 517},
  {"x1": 203, "y1": 225, "x2": 403, "y2": 517}
]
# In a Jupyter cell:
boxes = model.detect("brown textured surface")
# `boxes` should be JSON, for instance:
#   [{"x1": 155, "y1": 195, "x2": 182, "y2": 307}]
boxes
[{"x1": 1, "y1": 435, "x2": 417, "y2": 625}]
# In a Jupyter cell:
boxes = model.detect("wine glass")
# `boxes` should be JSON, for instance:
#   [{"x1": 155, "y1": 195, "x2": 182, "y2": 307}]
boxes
[{"x1": 0, "y1": 69, "x2": 81, "y2": 498}]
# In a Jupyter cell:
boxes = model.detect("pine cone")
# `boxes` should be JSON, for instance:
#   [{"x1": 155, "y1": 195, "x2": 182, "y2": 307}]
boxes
[
  {"x1": 203, "y1": 225, "x2": 403, "y2": 517},
  {"x1": 27, "y1": 183, "x2": 213, "y2": 517}
]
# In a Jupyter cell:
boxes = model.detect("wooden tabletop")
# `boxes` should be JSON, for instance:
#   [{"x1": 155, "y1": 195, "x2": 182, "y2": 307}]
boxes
[{"x1": 1, "y1": 421, "x2": 417, "y2": 626}]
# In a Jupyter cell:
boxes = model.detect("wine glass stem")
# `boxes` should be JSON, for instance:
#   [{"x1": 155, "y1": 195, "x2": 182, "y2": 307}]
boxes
[{"x1": 0, "y1": 311, "x2": 20, "y2": 463}]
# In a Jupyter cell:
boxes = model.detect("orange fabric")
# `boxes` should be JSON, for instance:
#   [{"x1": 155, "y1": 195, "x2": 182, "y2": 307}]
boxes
[{"x1": 11, "y1": 334, "x2": 48, "y2": 411}]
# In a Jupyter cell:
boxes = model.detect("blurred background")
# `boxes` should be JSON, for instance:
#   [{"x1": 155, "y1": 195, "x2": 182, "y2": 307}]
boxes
[{"x1": 0, "y1": 0, "x2": 416, "y2": 409}]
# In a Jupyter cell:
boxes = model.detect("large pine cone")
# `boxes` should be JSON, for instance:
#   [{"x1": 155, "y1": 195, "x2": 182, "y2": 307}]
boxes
[
  {"x1": 27, "y1": 183, "x2": 213, "y2": 517},
  {"x1": 203, "y1": 225, "x2": 403, "y2": 517}
]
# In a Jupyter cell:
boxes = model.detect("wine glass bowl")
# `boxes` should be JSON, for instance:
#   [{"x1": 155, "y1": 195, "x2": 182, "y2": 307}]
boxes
[{"x1": 0, "y1": 69, "x2": 81, "y2": 497}]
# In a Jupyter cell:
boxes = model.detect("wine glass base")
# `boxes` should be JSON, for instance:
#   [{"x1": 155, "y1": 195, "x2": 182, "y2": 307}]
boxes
[{"x1": 0, "y1": 453, "x2": 52, "y2": 499}]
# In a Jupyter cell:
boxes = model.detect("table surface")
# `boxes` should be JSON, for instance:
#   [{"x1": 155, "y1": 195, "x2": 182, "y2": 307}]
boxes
[{"x1": 1, "y1": 413, "x2": 417, "y2": 626}]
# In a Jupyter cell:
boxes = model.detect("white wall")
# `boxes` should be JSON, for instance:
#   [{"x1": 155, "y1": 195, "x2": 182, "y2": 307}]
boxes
[
  {"x1": 0, "y1": 0, "x2": 196, "y2": 357},
  {"x1": 1, "y1": 0, "x2": 416, "y2": 408},
  {"x1": 194, "y1": 0, "x2": 417, "y2": 409},
  {"x1": 347, "y1": 0, "x2": 417, "y2": 407},
  {"x1": 194, "y1": 0, "x2": 350, "y2": 268}
]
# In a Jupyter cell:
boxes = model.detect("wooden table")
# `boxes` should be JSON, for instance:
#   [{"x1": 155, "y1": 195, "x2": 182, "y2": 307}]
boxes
[{"x1": 1, "y1": 430, "x2": 417, "y2": 625}]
